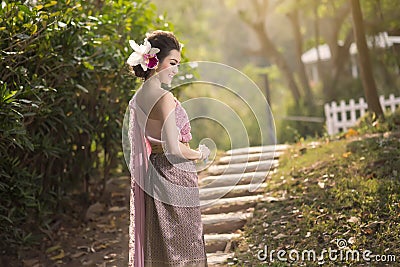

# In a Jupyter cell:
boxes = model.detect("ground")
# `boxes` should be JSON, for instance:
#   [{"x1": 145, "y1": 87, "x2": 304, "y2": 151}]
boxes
[
  {"x1": 6, "y1": 112, "x2": 400, "y2": 267},
  {"x1": 8, "y1": 176, "x2": 131, "y2": 267},
  {"x1": 231, "y1": 129, "x2": 400, "y2": 266}
]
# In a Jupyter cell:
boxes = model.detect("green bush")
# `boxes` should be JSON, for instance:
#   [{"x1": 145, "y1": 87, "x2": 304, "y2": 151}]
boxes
[
  {"x1": 277, "y1": 98, "x2": 324, "y2": 143},
  {"x1": 355, "y1": 107, "x2": 400, "y2": 134},
  {"x1": 0, "y1": 0, "x2": 172, "y2": 253}
]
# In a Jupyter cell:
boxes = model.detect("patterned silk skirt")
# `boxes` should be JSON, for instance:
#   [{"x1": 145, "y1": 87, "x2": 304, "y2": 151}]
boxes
[{"x1": 143, "y1": 153, "x2": 208, "y2": 267}]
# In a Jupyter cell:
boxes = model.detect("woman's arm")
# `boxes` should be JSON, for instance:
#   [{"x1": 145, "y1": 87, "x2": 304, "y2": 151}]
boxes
[
  {"x1": 156, "y1": 91, "x2": 202, "y2": 160},
  {"x1": 178, "y1": 142, "x2": 202, "y2": 160}
]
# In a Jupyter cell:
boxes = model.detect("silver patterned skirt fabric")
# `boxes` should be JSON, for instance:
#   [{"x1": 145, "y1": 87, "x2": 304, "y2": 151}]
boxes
[{"x1": 143, "y1": 153, "x2": 208, "y2": 267}]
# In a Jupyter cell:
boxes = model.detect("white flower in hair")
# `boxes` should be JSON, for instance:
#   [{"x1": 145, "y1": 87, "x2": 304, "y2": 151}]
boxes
[{"x1": 127, "y1": 38, "x2": 160, "y2": 71}]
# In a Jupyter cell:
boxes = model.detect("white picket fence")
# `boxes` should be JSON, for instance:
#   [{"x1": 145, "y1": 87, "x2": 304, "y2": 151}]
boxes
[{"x1": 324, "y1": 94, "x2": 400, "y2": 135}]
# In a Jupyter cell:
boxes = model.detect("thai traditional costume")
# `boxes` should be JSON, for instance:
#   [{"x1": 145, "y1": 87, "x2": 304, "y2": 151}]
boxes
[{"x1": 128, "y1": 94, "x2": 208, "y2": 267}]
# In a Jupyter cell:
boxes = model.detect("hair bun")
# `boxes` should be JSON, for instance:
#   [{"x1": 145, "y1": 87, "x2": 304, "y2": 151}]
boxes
[
  {"x1": 128, "y1": 30, "x2": 180, "y2": 80},
  {"x1": 130, "y1": 65, "x2": 151, "y2": 79}
]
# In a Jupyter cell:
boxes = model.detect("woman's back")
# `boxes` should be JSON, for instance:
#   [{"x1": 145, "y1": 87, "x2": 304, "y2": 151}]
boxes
[{"x1": 135, "y1": 82, "x2": 172, "y2": 142}]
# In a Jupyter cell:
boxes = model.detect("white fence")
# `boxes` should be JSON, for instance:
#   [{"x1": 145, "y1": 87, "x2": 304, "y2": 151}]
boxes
[{"x1": 324, "y1": 94, "x2": 400, "y2": 135}]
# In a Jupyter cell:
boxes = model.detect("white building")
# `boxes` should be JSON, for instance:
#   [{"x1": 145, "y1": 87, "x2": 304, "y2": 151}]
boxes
[{"x1": 301, "y1": 32, "x2": 400, "y2": 83}]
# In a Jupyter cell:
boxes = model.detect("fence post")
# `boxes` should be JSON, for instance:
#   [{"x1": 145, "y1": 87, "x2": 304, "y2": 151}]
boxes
[
  {"x1": 379, "y1": 95, "x2": 385, "y2": 112},
  {"x1": 359, "y1": 97, "x2": 366, "y2": 117},
  {"x1": 340, "y1": 100, "x2": 347, "y2": 132},
  {"x1": 349, "y1": 99, "x2": 356, "y2": 125},
  {"x1": 324, "y1": 103, "x2": 332, "y2": 135},
  {"x1": 389, "y1": 94, "x2": 396, "y2": 112},
  {"x1": 331, "y1": 101, "x2": 338, "y2": 134}
]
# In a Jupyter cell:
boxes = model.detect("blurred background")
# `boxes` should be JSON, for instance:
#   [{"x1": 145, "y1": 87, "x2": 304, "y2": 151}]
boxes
[
  {"x1": 1, "y1": 0, "x2": 399, "y2": 263},
  {"x1": 152, "y1": 0, "x2": 400, "y2": 143}
]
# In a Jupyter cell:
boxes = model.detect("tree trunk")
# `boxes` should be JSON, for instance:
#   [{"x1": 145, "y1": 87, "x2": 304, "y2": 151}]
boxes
[
  {"x1": 330, "y1": 30, "x2": 354, "y2": 95},
  {"x1": 319, "y1": 2, "x2": 352, "y2": 101},
  {"x1": 263, "y1": 73, "x2": 271, "y2": 105},
  {"x1": 254, "y1": 24, "x2": 301, "y2": 102},
  {"x1": 350, "y1": 0, "x2": 384, "y2": 117},
  {"x1": 374, "y1": 51, "x2": 397, "y2": 91},
  {"x1": 314, "y1": 0, "x2": 323, "y2": 84},
  {"x1": 287, "y1": 9, "x2": 313, "y2": 101}
]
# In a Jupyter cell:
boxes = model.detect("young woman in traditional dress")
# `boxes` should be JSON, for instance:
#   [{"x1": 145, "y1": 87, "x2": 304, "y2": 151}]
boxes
[{"x1": 127, "y1": 30, "x2": 210, "y2": 267}]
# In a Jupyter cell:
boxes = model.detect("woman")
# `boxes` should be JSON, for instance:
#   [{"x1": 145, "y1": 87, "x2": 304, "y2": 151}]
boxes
[{"x1": 127, "y1": 30, "x2": 210, "y2": 267}]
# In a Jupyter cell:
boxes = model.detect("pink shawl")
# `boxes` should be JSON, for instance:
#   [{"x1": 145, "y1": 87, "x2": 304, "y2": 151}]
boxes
[{"x1": 128, "y1": 95, "x2": 151, "y2": 267}]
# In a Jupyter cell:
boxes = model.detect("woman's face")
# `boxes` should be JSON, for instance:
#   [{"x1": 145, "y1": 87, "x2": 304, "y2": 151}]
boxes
[{"x1": 156, "y1": 49, "x2": 181, "y2": 85}]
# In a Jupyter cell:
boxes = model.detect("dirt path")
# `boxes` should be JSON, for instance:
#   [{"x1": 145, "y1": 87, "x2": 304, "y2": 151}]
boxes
[{"x1": 17, "y1": 176, "x2": 130, "y2": 267}]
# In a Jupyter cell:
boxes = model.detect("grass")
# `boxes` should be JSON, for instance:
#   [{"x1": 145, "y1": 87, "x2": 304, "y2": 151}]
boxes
[{"x1": 229, "y1": 111, "x2": 400, "y2": 266}]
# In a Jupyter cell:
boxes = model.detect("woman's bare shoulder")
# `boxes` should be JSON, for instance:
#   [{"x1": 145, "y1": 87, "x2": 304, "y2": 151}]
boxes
[
  {"x1": 136, "y1": 86, "x2": 174, "y2": 115},
  {"x1": 137, "y1": 82, "x2": 167, "y2": 100},
  {"x1": 157, "y1": 90, "x2": 174, "y2": 103}
]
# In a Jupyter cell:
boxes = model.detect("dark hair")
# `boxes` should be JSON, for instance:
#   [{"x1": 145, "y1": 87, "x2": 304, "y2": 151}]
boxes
[{"x1": 130, "y1": 30, "x2": 180, "y2": 80}]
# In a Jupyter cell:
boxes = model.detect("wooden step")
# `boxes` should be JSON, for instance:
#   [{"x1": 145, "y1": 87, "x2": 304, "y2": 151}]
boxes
[
  {"x1": 200, "y1": 183, "x2": 268, "y2": 201},
  {"x1": 200, "y1": 171, "x2": 270, "y2": 188},
  {"x1": 207, "y1": 159, "x2": 279, "y2": 175},
  {"x1": 201, "y1": 195, "x2": 285, "y2": 214},
  {"x1": 200, "y1": 194, "x2": 281, "y2": 214},
  {"x1": 201, "y1": 194, "x2": 265, "y2": 214},
  {"x1": 204, "y1": 233, "x2": 240, "y2": 253},
  {"x1": 202, "y1": 212, "x2": 253, "y2": 234},
  {"x1": 218, "y1": 151, "x2": 284, "y2": 165},
  {"x1": 226, "y1": 144, "x2": 289, "y2": 156},
  {"x1": 206, "y1": 252, "x2": 235, "y2": 266}
]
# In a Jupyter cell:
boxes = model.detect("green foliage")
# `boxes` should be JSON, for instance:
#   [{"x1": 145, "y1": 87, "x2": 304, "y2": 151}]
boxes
[
  {"x1": 277, "y1": 98, "x2": 324, "y2": 143},
  {"x1": 0, "y1": 0, "x2": 172, "y2": 253},
  {"x1": 354, "y1": 107, "x2": 400, "y2": 134}
]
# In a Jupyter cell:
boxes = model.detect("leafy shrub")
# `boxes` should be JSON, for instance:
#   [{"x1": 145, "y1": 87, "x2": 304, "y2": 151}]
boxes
[{"x1": 0, "y1": 0, "x2": 172, "y2": 253}]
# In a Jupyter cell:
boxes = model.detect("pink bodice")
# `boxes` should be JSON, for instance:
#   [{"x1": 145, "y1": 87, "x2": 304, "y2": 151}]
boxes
[{"x1": 174, "y1": 98, "x2": 192, "y2": 143}]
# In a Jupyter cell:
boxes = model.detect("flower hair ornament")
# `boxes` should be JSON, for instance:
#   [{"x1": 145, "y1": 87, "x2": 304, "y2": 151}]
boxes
[{"x1": 127, "y1": 38, "x2": 160, "y2": 71}]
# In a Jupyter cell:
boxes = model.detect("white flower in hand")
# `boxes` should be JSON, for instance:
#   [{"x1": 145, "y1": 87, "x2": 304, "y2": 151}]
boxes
[
  {"x1": 198, "y1": 144, "x2": 210, "y2": 161},
  {"x1": 127, "y1": 38, "x2": 160, "y2": 71}
]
